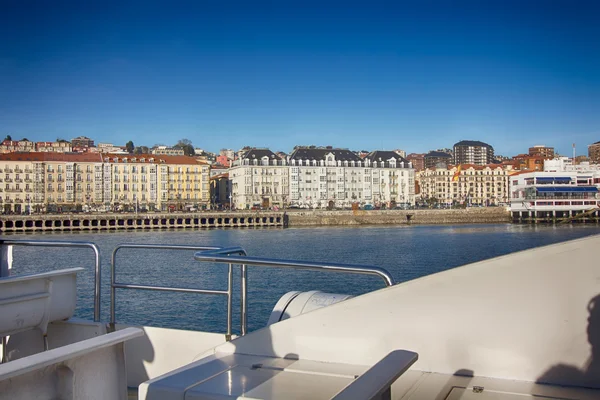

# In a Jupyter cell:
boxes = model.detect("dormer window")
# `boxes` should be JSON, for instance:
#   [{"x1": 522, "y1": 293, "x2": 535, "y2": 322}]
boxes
[
  {"x1": 149, "y1": 158, "x2": 154, "y2": 163},
  {"x1": 123, "y1": 158, "x2": 127, "y2": 163}
]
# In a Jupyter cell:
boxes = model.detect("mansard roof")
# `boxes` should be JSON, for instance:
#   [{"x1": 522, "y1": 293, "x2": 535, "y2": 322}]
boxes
[
  {"x1": 241, "y1": 148, "x2": 280, "y2": 160},
  {"x1": 365, "y1": 151, "x2": 408, "y2": 164},
  {"x1": 289, "y1": 147, "x2": 361, "y2": 162}
]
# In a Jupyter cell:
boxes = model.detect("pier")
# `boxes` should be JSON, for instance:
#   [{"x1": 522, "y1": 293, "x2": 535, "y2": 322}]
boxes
[
  {"x1": 0, "y1": 211, "x2": 287, "y2": 233},
  {"x1": 511, "y1": 208, "x2": 600, "y2": 224}
]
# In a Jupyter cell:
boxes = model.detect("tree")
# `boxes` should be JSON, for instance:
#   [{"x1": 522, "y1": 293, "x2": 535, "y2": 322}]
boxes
[
  {"x1": 4, "y1": 135, "x2": 12, "y2": 141},
  {"x1": 174, "y1": 138, "x2": 195, "y2": 156},
  {"x1": 21, "y1": 138, "x2": 29, "y2": 141},
  {"x1": 56, "y1": 138, "x2": 69, "y2": 143},
  {"x1": 134, "y1": 146, "x2": 149, "y2": 155},
  {"x1": 125, "y1": 141, "x2": 134, "y2": 153}
]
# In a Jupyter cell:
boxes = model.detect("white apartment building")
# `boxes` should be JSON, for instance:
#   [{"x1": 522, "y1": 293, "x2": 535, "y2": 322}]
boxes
[
  {"x1": 151, "y1": 146, "x2": 185, "y2": 156},
  {"x1": 288, "y1": 147, "x2": 415, "y2": 208},
  {"x1": 229, "y1": 149, "x2": 289, "y2": 209},
  {"x1": 364, "y1": 151, "x2": 415, "y2": 206},
  {"x1": 418, "y1": 164, "x2": 510, "y2": 206}
]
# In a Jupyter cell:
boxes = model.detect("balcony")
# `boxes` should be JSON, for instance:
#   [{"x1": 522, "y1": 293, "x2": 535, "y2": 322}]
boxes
[
  {"x1": 4, "y1": 169, "x2": 13, "y2": 173},
  {"x1": 5, "y1": 188, "x2": 22, "y2": 193}
]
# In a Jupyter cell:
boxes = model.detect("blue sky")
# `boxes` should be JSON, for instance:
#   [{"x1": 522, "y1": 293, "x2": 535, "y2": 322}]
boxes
[{"x1": 1, "y1": 1, "x2": 599, "y2": 156}]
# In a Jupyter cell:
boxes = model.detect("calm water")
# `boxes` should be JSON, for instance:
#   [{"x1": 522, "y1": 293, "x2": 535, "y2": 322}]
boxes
[{"x1": 6, "y1": 224, "x2": 600, "y2": 333}]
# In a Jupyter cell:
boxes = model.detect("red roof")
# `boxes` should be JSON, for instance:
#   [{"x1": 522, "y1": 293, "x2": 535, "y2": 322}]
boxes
[{"x1": 0, "y1": 152, "x2": 103, "y2": 162}]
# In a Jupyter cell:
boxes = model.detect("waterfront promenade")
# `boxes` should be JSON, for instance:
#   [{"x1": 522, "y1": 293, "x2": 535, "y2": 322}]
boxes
[{"x1": 0, "y1": 208, "x2": 510, "y2": 233}]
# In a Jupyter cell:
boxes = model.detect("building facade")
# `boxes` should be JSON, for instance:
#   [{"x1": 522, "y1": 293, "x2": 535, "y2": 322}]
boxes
[
  {"x1": 588, "y1": 141, "x2": 600, "y2": 163},
  {"x1": 151, "y1": 146, "x2": 185, "y2": 156},
  {"x1": 453, "y1": 140, "x2": 494, "y2": 166},
  {"x1": 71, "y1": 136, "x2": 95, "y2": 148},
  {"x1": 511, "y1": 154, "x2": 547, "y2": 171},
  {"x1": 1, "y1": 155, "x2": 39, "y2": 213},
  {"x1": 509, "y1": 158, "x2": 600, "y2": 220},
  {"x1": 424, "y1": 151, "x2": 452, "y2": 169},
  {"x1": 0, "y1": 140, "x2": 36, "y2": 154},
  {"x1": 0, "y1": 153, "x2": 210, "y2": 213},
  {"x1": 364, "y1": 151, "x2": 415, "y2": 207},
  {"x1": 36, "y1": 141, "x2": 72, "y2": 153},
  {"x1": 287, "y1": 147, "x2": 415, "y2": 209},
  {"x1": 418, "y1": 164, "x2": 510, "y2": 206},
  {"x1": 406, "y1": 153, "x2": 425, "y2": 171},
  {"x1": 210, "y1": 173, "x2": 231, "y2": 209},
  {"x1": 229, "y1": 149, "x2": 289, "y2": 210},
  {"x1": 528, "y1": 145, "x2": 555, "y2": 158}
]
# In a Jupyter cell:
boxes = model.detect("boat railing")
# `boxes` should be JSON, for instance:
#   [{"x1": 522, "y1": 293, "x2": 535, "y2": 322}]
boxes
[
  {"x1": 194, "y1": 247, "x2": 395, "y2": 336},
  {"x1": 2, "y1": 239, "x2": 395, "y2": 339},
  {"x1": 0, "y1": 239, "x2": 101, "y2": 322},
  {"x1": 110, "y1": 244, "x2": 247, "y2": 340}
]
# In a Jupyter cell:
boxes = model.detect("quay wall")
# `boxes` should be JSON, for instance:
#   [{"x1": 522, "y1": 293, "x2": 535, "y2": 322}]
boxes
[
  {"x1": 287, "y1": 208, "x2": 511, "y2": 226},
  {"x1": 0, "y1": 212, "x2": 286, "y2": 233},
  {"x1": 0, "y1": 208, "x2": 510, "y2": 233}
]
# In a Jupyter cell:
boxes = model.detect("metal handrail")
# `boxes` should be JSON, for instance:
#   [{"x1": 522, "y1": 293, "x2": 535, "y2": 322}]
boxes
[
  {"x1": 194, "y1": 247, "x2": 395, "y2": 336},
  {"x1": 0, "y1": 239, "x2": 101, "y2": 322},
  {"x1": 110, "y1": 244, "x2": 246, "y2": 340}
]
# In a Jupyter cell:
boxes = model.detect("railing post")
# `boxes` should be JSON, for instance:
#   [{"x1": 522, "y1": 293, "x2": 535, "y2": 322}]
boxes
[
  {"x1": 0, "y1": 243, "x2": 8, "y2": 363},
  {"x1": 0, "y1": 241, "x2": 13, "y2": 278},
  {"x1": 110, "y1": 248, "x2": 117, "y2": 328},
  {"x1": 90, "y1": 244, "x2": 101, "y2": 323},
  {"x1": 240, "y1": 264, "x2": 247, "y2": 336},
  {"x1": 226, "y1": 263, "x2": 233, "y2": 341}
]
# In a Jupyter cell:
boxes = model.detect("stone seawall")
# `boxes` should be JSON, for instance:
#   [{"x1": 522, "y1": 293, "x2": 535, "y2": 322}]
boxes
[
  {"x1": 287, "y1": 208, "x2": 511, "y2": 226},
  {"x1": 0, "y1": 208, "x2": 511, "y2": 233},
  {"x1": 0, "y1": 211, "x2": 286, "y2": 233}
]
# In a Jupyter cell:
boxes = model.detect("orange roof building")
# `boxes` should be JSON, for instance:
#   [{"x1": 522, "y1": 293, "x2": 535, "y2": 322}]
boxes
[
  {"x1": 0, "y1": 153, "x2": 210, "y2": 213},
  {"x1": 417, "y1": 164, "x2": 512, "y2": 206}
]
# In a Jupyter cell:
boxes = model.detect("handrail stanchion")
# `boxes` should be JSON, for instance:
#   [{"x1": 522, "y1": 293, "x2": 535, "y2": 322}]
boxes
[
  {"x1": 240, "y1": 264, "x2": 247, "y2": 336},
  {"x1": 110, "y1": 248, "x2": 117, "y2": 328},
  {"x1": 226, "y1": 263, "x2": 233, "y2": 341}
]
